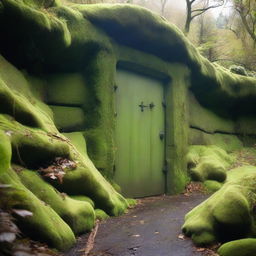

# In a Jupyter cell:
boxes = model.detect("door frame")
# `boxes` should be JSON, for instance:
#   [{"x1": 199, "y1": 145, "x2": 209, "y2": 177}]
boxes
[{"x1": 114, "y1": 61, "x2": 171, "y2": 196}]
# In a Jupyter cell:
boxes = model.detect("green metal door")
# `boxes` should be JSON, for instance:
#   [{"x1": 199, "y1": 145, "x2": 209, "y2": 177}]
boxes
[{"x1": 114, "y1": 69, "x2": 165, "y2": 198}]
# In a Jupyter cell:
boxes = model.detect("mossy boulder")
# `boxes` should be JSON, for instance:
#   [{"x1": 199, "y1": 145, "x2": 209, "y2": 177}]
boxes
[
  {"x1": 95, "y1": 209, "x2": 109, "y2": 221},
  {"x1": 218, "y1": 238, "x2": 256, "y2": 256},
  {"x1": 187, "y1": 145, "x2": 233, "y2": 183},
  {"x1": 182, "y1": 166, "x2": 256, "y2": 246}
]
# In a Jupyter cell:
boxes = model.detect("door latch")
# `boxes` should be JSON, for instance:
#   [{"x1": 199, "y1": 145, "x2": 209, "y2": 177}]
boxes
[
  {"x1": 139, "y1": 101, "x2": 148, "y2": 112},
  {"x1": 139, "y1": 102, "x2": 155, "y2": 112}
]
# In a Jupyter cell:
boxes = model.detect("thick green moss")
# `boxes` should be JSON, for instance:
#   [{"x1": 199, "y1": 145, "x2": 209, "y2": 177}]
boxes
[
  {"x1": 18, "y1": 169, "x2": 95, "y2": 234},
  {"x1": 0, "y1": 54, "x2": 128, "y2": 250},
  {"x1": 203, "y1": 180, "x2": 222, "y2": 192},
  {"x1": 189, "y1": 129, "x2": 243, "y2": 152},
  {"x1": 70, "y1": 195, "x2": 95, "y2": 208},
  {"x1": 63, "y1": 131, "x2": 87, "y2": 156},
  {"x1": 0, "y1": 0, "x2": 71, "y2": 72},
  {"x1": 50, "y1": 105, "x2": 86, "y2": 132},
  {"x1": 0, "y1": 168, "x2": 76, "y2": 250},
  {"x1": 0, "y1": 130, "x2": 11, "y2": 174},
  {"x1": 182, "y1": 166, "x2": 256, "y2": 246},
  {"x1": 95, "y1": 209, "x2": 109, "y2": 221},
  {"x1": 46, "y1": 73, "x2": 88, "y2": 105},
  {"x1": 189, "y1": 92, "x2": 235, "y2": 134},
  {"x1": 187, "y1": 145, "x2": 233, "y2": 182},
  {"x1": 218, "y1": 238, "x2": 256, "y2": 256}
]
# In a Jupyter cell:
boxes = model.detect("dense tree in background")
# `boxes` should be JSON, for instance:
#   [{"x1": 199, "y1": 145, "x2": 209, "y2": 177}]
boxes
[
  {"x1": 233, "y1": 0, "x2": 256, "y2": 45},
  {"x1": 184, "y1": 0, "x2": 224, "y2": 33}
]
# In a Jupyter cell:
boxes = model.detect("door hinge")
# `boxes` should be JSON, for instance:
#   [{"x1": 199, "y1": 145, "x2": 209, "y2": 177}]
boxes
[
  {"x1": 162, "y1": 101, "x2": 166, "y2": 108},
  {"x1": 114, "y1": 85, "x2": 118, "y2": 91},
  {"x1": 162, "y1": 160, "x2": 168, "y2": 174}
]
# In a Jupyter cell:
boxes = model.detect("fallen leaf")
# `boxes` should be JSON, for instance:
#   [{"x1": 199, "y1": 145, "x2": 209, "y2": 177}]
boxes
[
  {"x1": 12, "y1": 209, "x2": 33, "y2": 218},
  {"x1": 132, "y1": 234, "x2": 140, "y2": 237},
  {"x1": 0, "y1": 232, "x2": 16, "y2": 242},
  {"x1": 196, "y1": 248, "x2": 206, "y2": 252},
  {"x1": 178, "y1": 234, "x2": 185, "y2": 240},
  {"x1": 5, "y1": 130, "x2": 13, "y2": 137}
]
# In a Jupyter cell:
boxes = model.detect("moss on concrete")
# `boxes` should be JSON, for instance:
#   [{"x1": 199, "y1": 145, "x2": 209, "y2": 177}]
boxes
[
  {"x1": 46, "y1": 73, "x2": 88, "y2": 105},
  {"x1": 189, "y1": 129, "x2": 243, "y2": 152},
  {"x1": 218, "y1": 238, "x2": 256, "y2": 256},
  {"x1": 189, "y1": 92, "x2": 235, "y2": 134},
  {"x1": 50, "y1": 105, "x2": 86, "y2": 132}
]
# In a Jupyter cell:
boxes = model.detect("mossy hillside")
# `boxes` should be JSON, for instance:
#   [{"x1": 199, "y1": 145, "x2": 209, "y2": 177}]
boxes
[
  {"x1": 1, "y1": 1, "x2": 256, "y2": 116},
  {"x1": 218, "y1": 238, "x2": 256, "y2": 256},
  {"x1": 189, "y1": 128, "x2": 243, "y2": 152},
  {"x1": 183, "y1": 166, "x2": 256, "y2": 246},
  {"x1": 0, "y1": 0, "x2": 71, "y2": 73},
  {"x1": 187, "y1": 145, "x2": 234, "y2": 183},
  {"x1": 0, "y1": 105, "x2": 128, "y2": 216},
  {"x1": 76, "y1": 4, "x2": 256, "y2": 117},
  {"x1": 0, "y1": 55, "x2": 128, "y2": 249}
]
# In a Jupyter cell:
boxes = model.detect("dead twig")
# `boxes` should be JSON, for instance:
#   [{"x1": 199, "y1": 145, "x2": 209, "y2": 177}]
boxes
[{"x1": 79, "y1": 220, "x2": 99, "y2": 256}]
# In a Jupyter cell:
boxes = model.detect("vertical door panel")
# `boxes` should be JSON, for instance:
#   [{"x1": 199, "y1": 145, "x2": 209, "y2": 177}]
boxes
[{"x1": 115, "y1": 69, "x2": 165, "y2": 197}]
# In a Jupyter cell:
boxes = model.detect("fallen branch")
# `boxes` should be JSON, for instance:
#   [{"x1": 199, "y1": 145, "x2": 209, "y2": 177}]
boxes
[{"x1": 80, "y1": 220, "x2": 99, "y2": 256}]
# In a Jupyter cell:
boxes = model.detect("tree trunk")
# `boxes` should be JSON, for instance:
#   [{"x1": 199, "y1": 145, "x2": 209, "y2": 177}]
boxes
[{"x1": 185, "y1": 0, "x2": 192, "y2": 34}]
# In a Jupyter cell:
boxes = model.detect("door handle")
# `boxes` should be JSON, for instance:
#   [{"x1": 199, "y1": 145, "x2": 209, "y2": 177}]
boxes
[
  {"x1": 139, "y1": 102, "x2": 155, "y2": 112},
  {"x1": 139, "y1": 101, "x2": 148, "y2": 112}
]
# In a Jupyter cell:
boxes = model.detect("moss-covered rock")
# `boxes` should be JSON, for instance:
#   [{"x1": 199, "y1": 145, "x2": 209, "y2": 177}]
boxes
[
  {"x1": 50, "y1": 105, "x2": 86, "y2": 132},
  {"x1": 218, "y1": 238, "x2": 256, "y2": 256},
  {"x1": 182, "y1": 166, "x2": 256, "y2": 246},
  {"x1": 187, "y1": 145, "x2": 233, "y2": 183},
  {"x1": 18, "y1": 169, "x2": 95, "y2": 234},
  {"x1": 203, "y1": 180, "x2": 222, "y2": 192},
  {"x1": 95, "y1": 209, "x2": 109, "y2": 221},
  {"x1": 0, "y1": 54, "x2": 128, "y2": 250},
  {"x1": 0, "y1": 168, "x2": 76, "y2": 250}
]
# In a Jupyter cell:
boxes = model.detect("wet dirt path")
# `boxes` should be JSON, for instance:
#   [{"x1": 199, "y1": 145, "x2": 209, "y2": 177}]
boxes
[{"x1": 66, "y1": 193, "x2": 209, "y2": 256}]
